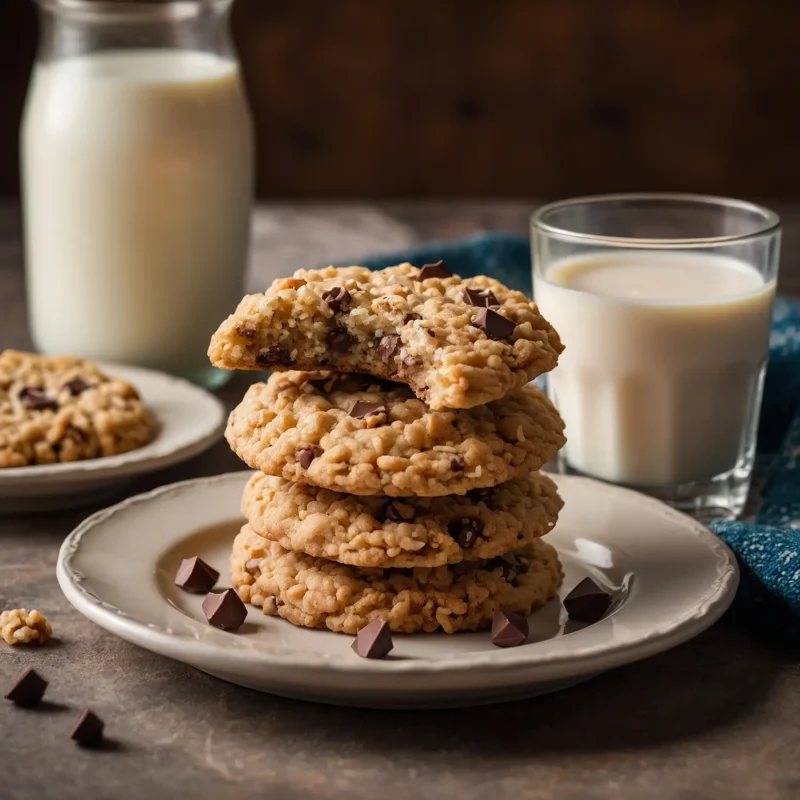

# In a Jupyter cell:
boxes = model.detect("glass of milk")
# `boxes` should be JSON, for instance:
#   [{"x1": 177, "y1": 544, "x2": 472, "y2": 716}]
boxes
[
  {"x1": 532, "y1": 194, "x2": 781, "y2": 520},
  {"x1": 22, "y1": 0, "x2": 254, "y2": 389}
]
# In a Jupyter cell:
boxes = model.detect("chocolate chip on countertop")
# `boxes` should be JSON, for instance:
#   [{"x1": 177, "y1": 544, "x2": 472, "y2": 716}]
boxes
[
  {"x1": 418, "y1": 260, "x2": 453, "y2": 281},
  {"x1": 377, "y1": 334, "x2": 400, "y2": 361},
  {"x1": 4, "y1": 668, "x2": 48, "y2": 708},
  {"x1": 383, "y1": 501, "x2": 415, "y2": 523},
  {"x1": 202, "y1": 589, "x2": 248, "y2": 631},
  {"x1": 462, "y1": 287, "x2": 499, "y2": 308},
  {"x1": 63, "y1": 377, "x2": 92, "y2": 396},
  {"x1": 296, "y1": 446, "x2": 319, "y2": 469},
  {"x1": 448, "y1": 517, "x2": 485, "y2": 549},
  {"x1": 256, "y1": 346, "x2": 289, "y2": 367},
  {"x1": 71, "y1": 709, "x2": 105, "y2": 748},
  {"x1": 491, "y1": 608, "x2": 529, "y2": 648},
  {"x1": 18, "y1": 387, "x2": 58, "y2": 411},
  {"x1": 349, "y1": 401, "x2": 387, "y2": 419},
  {"x1": 322, "y1": 287, "x2": 352, "y2": 313},
  {"x1": 351, "y1": 619, "x2": 394, "y2": 659},
  {"x1": 471, "y1": 308, "x2": 516, "y2": 340},
  {"x1": 327, "y1": 330, "x2": 352, "y2": 353},
  {"x1": 174, "y1": 557, "x2": 219, "y2": 594},
  {"x1": 563, "y1": 577, "x2": 612, "y2": 623}
]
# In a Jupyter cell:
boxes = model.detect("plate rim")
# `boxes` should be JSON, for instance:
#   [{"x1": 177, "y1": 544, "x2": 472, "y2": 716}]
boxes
[{"x1": 57, "y1": 470, "x2": 740, "y2": 679}]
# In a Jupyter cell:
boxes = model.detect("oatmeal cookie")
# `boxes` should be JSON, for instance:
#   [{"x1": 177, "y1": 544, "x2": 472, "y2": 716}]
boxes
[
  {"x1": 231, "y1": 526, "x2": 563, "y2": 634},
  {"x1": 208, "y1": 263, "x2": 563, "y2": 410},
  {"x1": 226, "y1": 371, "x2": 566, "y2": 497},
  {"x1": 0, "y1": 350, "x2": 155, "y2": 467},
  {"x1": 243, "y1": 471, "x2": 563, "y2": 568}
]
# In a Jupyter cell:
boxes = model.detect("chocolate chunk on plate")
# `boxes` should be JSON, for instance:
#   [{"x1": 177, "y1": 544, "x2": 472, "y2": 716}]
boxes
[
  {"x1": 174, "y1": 557, "x2": 219, "y2": 594},
  {"x1": 351, "y1": 619, "x2": 393, "y2": 659},
  {"x1": 71, "y1": 708, "x2": 105, "y2": 747},
  {"x1": 202, "y1": 588, "x2": 248, "y2": 631},
  {"x1": 563, "y1": 577, "x2": 612, "y2": 623},
  {"x1": 4, "y1": 667, "x2": 48, "y2": 708},
  {"x1": 491, "y1": 608, "x2": 529, "y2": 648}
]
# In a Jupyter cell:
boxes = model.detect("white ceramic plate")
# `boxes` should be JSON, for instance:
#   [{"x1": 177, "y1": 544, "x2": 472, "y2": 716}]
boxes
[
  {"x1": 57, "y1": 471, "x2": 738, "y2": 708},
  {"x1": 1, "y1": 364, "x2": 226, "y2": 513}
]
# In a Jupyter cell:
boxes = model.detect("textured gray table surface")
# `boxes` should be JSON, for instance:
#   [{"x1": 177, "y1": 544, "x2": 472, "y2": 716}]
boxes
[{"x1": 1, "y1": 203, "x2": 799, "y2": 800}]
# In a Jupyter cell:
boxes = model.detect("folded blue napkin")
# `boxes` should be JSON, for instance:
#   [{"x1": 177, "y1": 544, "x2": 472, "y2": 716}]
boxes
[{"x1": 357, "y1": 232, "x2": 800, "y2": 634}]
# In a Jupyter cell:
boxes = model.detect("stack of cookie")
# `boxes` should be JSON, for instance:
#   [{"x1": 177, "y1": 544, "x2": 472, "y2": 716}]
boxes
[{"x1": 208, "y1": 262, "x2": 567, "y2": 637}]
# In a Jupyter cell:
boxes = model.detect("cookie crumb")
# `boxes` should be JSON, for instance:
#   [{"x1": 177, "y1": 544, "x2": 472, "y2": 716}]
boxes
[{"x1": 0, "y1": 608, "x2": 53, "y2": 645}]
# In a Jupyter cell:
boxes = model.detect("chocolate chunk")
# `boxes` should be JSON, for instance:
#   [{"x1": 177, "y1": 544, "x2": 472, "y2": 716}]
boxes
[
  {"x1": 418, "y1": 260, "x2": 452, "y2": 281},
  {"x1": 563, "y1": 578, "x2": 612, "y2": 623},
  {"x1": 4, "y1": 668, "x2": 48, "y2": 708},
  {"x1": 471, "y1": 308, "x2": 516, "y2": 340},
  {"x1": 403, "y1": 312, "x2": 422, "y2": 324},
  {"x1": 449, "y1": 455, "x2": 464, "y2": 472},
  {"x1": 351, "y1": 619, "x2": 393, "y2": 659},
  {"x1": 64, "y1": 377, "x2": 92, "y2": 396},
  {"x1": 71, "y1": 709, "x2": 105, "y2": 747},
  {"x1": 296, "y1": 446, "x2": 319, "y2": 469},
  {"x1": 322, "y1": 287, "x2": 352, "y2": 313},
  {"x1": 236, "y1": 325, "x2": 256, "y2": 340},
  {"x1": 327, "y1": 330, "x2": 352, "y2": 353},
  {"x1": 245, "y1": 558, "x2": 263, "y2": 575},
  {"x1": 256, "y1": 346, "x2": 288, "y2": 367},
  {"x1": 174, "y1": 557, "x2": 219, "y2": 594},
  {"x1": 202, "y1": 589, "x2": 248, "y2": 631},
  {"x1": 492, "y1": 554, "x2": 523, "y2": 584},
  {"x1": 425, "y1": 328, "x2": 437, "y2": 338},
  {"x1": 349, "y1": 401, "x2": 387, "y2": 419},
  {"x1": 491, "y1": 608, "x2": 529, "y2": 648},
  {"x1": 383, "y1": 500, "x2": 414, "y2": 523},
  {"x1": 462, "y1": 287, "x2": 499, "y2": 307},
  {"x1": 18, "y1": 387, "x2": 58, "y2": 412},
  {"x1": 448, "y1": 517, "x2": 484, "y2": 548},
  {"x1": 468, "y1": 487, "x2": 495, "y2": 507},
  {"x1": 378, "y1": 334, "x2": 400, "y2": 361}
]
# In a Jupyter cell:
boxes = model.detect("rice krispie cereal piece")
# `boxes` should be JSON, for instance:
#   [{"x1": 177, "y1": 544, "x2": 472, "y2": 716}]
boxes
[
  {"x1": 208, "y1": 263, "x2": 563, "y2": 410},
  {"x1": 231, "y1": 525, "x2": 563, "y2": 634},
  {"x1": 226, "y1": 371, "x2": 566, "y2": 497},
  {"x1": 0, "y1": 608, "x2": 52, "y2": 645},
  {"x1": 0, "y1": 350, "x2": 155, "y2": 467},
  {"x1": 243, "y1": 471, "x2": 563, "y2": 568}
]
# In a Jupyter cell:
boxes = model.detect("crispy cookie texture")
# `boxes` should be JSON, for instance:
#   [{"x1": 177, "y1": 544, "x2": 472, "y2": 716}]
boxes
[
  {"x1": 243, "y1": 471, "x2": 563, "y2": 568},
  {"x1": 0, "y1": 350, "x2": 155, "y2": 467},
  {"x1": 231, "y1": 525, "x2": 564, "y2": 634},
  {"x1": 225, "y1": 371, "x2": 566, "y2": 497},
  {"x1": 208, "y1": 263, "x2": 563, "y2": 410}
]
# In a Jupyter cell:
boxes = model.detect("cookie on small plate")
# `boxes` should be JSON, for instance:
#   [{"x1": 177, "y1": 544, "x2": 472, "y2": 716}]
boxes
[
  {"x1": 243, "y1": 471, "x2": 563, "y2": 568},
  {"x1": 0, "y1": 350, "x2": 155, "y2": 467},
  {"x1": 231, "y1": 525, "x2": 563, "y2": 634},
  {"x1": 208, "y1": 263, "x2": 563, "y2": 410},
  {"x1": 226, "y1": 371, "x2": 566, "y2": 497}
]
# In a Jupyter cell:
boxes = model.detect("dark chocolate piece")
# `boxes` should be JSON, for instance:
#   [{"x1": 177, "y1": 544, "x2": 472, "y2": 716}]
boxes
[
  {"x1": 327, "y1": 330, "x2": 352, "y2": 353},
  {"x1": 236, "y1": 325, "x2": 256, "y2": 340},
  {"x1": 403, "y1": 312, "x2": 422, "y2": 324},
  {"x1": 462, "y1": 287, "x2": 499, "y2": 307},
  {"x1": 202, "y1": 589, "x2": 248, "y2": 631},
  {"x1": 383, "y1": 501, "x2": 414, "y2": 523},
  {"x1": 491, "y1": 608, "x2": 529, "y2": 648},
  {"x1": 351, "y1": 619, "x2": 393, "y2": 659},
  {"x1": 63, "y1": 377, "x2": 92, "y2": 396},
  {"x1": 256, "y1": 346, "x2": 288, "y2": 367},
  {"x1": 4, "y1": 668, "x2": 48, "y2": 708},
  {"x1": 449, "y1": 517, "x2": 484, "y2": 549},
  {"x1": 349, "y1": 401, "x2": 387, "y2": 419},
  {"x1": 418, "y1": 260, "x2": 452, "y2": 281},
  {"x1": 377, "y1": 334, "x2": 400, "y2": 361},
  {"x1": 322, "y1": 287, "x2": 352, "y2": 313},
  {"x1": 174, "y1": 557, "x2": 219, "y2": 594},
  {"x1": 468, "y1": 487, "x2": 494, "y2": 507},
  {"x1": 471, "y1": 308, "x2": 516, "y2": 340},
  {"x1": 425, "y1": 328, "x2": 437, "y2": 338},
  {"x1": 563, "y1": 578, "x2": 612, "y2": 623},
  {"x1": 71, "y1": 709, "x2": 105, "y2": 747},
  {"x1": 18, "y1": 387, "x2": 58, "y2": 412},
  {"x1": 296, "y1": 446, "x2": 318, "y2": 469},
  {"x1": 449, "y1": 455, "x2": 464, "y2": 472}
]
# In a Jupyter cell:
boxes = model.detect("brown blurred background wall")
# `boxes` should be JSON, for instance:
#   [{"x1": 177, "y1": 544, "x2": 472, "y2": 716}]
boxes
[{"x1": 2, "y1": 0, "x2": 799, "y2": 199}]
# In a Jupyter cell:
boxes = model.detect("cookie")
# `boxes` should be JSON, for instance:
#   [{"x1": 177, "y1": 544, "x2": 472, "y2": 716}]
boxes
[
  {"x1": 226, "y1": 371, "x2": 566, "y2": 497},
  {"x1": 243, "y1": 471, "x2": 563, "y2": 568},
  {"x1": 0, "y1": 350, "x2": 155, "y2": 467},
  {"x1": 231, "y1": 525, "x2": 563, "y2": 634},
  {"x1": 208, "y1": 263, "x2": 563, "y2": 410}
]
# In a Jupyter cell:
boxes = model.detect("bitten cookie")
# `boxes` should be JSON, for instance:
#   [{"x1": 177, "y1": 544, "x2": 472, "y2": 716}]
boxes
[
  {"x1": 0, "y1": 350, "x2": 155, "y2": 467},
  {"x1": 208, "y1": 263, "x2": 563, "y2": 410},
  {"x1": 243, "y1": 471, "x2": 563, "y2": 568},
  {"x1": 226, "y1": 371, "x2": 566, "y2": 497},
  {"x1": 232, "y1": 526, "x2": 563, "y2": 634}
]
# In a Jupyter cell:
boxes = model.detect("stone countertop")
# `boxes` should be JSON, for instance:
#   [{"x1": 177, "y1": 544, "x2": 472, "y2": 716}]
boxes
[{"x1": 1, "y1": 203, "x2": 799, "y2": 800}]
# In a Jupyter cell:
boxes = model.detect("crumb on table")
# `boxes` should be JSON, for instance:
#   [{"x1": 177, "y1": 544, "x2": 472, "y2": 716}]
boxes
[{"x1": 0, "y1": 608, "x2": 53, "y2": 645}]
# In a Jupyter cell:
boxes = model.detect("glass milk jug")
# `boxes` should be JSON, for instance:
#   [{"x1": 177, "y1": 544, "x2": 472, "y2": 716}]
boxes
[{"x1": 22, "y1": 0, "x2": 253, "y2": 388}]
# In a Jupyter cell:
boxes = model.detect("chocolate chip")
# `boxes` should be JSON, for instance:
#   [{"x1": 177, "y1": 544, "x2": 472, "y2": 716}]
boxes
[
  {"x1": 425, "y1": 328, "x2": 437, "y2": 338},
  {"x1": 449, "y1": 517, "x2": 484, "y2": 548},
  {"x1": 327, "y1": 330, "x2": 352, "y2": 353},
  {"x1": 174, "y1": 557, "x2": 219, "y2": 594},
  {"x1": 471, "y1": 308, "x2": 516, "y2": 340},
  {"x1": 71, "y1": 709, "x2": 105, "y2": 748},
  {"x1": 236, "y1": 325, "x2": 255, "y2": 340},
  {"x1": 245, "y1": 558, "x2": 263, "y2": 575},
  {"x1": 492, "y1": 554, "x2": 523, "y2": 584},
  {"x1": 563, "y1": 578, "x2": 612, "y2": 623},
  {"x1": 256, "y1": 346, "x2": 288, "y2": 367},
  {"x1": 64, "y1": 377, "x2": 92, "y2": 396},
  {"x1": 378, "y1": 334, "x2": 400, "y2": 361},
  {"x1": 202, "y1": 589, "x2": 248, "y2": 631},
  {"x1": 322, "y1": 287, "x2": 352, "y2": 313},
  {"x1": 450, "y1": 456, "x2": 464, "y2": 472},
  {"x1": 351, "y1": 619, "x2": 393, "y2": 659},
  {"x1": 18, "y1": 387, "x2": 58, "y2": 411},
  {"x1": 468, "y1": 487, "x2": 494, "y2": 507},
  {"x1": 383, "y1": 501, "x2": 415, "y2": 523},
  {"x1": 4, "y1": 668, "x2": 48, "y2": 708},
  {"x1": 349, "y1": 401, "x2": 387, "y2": 419},
  {"x1": 418, "y1": 260, "x2": 452, "y2": 281},
  {"x1": 403, "y1": 312, "x2": 421, "y2": 324},
  {"x1": 296, "y1": 446, "x2": 319, "y2": 469},
  {"x1": 462, "y1": 287, "x2": 499, "y2": 307},
  {"x1": 491, "y1": 608, "x2": 529, "y2": 648}
]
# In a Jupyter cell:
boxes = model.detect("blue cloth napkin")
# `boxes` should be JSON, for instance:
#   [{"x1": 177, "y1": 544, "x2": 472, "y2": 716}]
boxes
[{"x1": 356, "y1": 232, "x2": 800, "y2": 632}]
